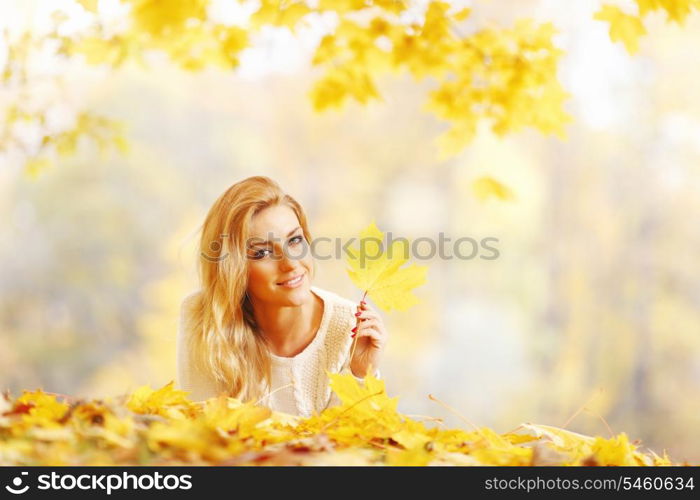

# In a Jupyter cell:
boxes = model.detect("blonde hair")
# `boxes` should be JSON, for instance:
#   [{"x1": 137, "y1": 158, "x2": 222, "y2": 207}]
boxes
[{"x1": 185, "y1": 176, "x2": 314, "y2": 402}]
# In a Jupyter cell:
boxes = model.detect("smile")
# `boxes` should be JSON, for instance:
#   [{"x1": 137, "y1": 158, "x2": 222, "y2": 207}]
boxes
[{"x1": 277, "y1": 273, "x2": 304, "y2": 287}]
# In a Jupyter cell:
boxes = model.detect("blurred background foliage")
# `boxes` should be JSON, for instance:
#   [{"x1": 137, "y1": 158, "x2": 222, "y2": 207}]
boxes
[{"x1": 1, "y1": 0, "x2": 700, "y2": 462}]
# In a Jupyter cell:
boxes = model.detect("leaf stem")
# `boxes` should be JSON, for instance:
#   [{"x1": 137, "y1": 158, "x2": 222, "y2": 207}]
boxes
[
  {"x1": 428, "y1": 393, "x2": 483, "y2": 435},
  {"x1": 254, "y1": 383, "x2": 294, "y2": 406},
  {"x1": 348, "y1": 290, "x2": 369, "y2": 374},
  {"x1": 320, "y1": 389, "x2": 384, "y2": 433}
]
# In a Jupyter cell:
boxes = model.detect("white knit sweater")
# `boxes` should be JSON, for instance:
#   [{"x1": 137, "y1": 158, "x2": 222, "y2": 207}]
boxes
[{"x1": 176, "y1": 285, "x2": 381, "y2": 417}]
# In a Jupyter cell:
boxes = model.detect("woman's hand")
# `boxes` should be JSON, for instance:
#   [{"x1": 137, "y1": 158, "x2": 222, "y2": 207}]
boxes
[{"x1": 349, "y1": 300, "x2": 388, "y2": 378}]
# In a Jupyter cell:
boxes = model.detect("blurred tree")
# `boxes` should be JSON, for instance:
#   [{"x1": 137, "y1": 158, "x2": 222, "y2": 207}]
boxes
[
  {"x1": 3, "y1": 1, "x2": 697, "y2": 187},
  {"x1": 0, "y1": 0, "x2": 628, "y2": 177}
]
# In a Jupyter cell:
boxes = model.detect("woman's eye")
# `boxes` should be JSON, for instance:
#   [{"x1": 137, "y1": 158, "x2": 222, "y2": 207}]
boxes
[
  {"x1": 250, "y1": 236, "x2": 303, "y2": 259},
  {"x1": 252, "y1": 248, "x2": 271, "y2": 259}
]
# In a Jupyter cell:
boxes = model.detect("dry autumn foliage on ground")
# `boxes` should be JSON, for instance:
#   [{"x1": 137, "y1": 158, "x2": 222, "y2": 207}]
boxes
[
  {"x1": 0, "y1": 221, "x2": 689, "y2": 466},
  {"x1": 0, "y1": 375, "x2": 688, "y2": 466}
]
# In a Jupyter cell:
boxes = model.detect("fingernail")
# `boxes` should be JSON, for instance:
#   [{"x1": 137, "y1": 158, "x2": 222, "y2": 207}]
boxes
[
  {"x1": 361, "y1": 301, "x2": 366, "y2": 305},
  {"x1": 355, "y1": 312, "x2": 360, "y2": 316},
  {"x1": 351, "y1": 327, "x2": 357, "y2": 333},
  {"x1": 351, "y1": 333, "x2": 356, "y2": 338}
]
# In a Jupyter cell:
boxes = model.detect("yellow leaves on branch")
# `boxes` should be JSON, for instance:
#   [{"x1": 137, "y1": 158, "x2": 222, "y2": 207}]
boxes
[
  {"x1": 345, "y1": 221, "x2": 428, "y2": 311},
  {"x1": 24, "y1": 113, "x2": 127, "y2": 178},
  {"x1": 7, "y1": 0, "x2": 700, "y2": 174},
  {"x1": 52, "y1": 0, "x2": 574, "y2": 160},
  {"x1": 67, "y1": 0, "x2": 249, "y2": 71},
  {"x1": 128, "y1": 0, "x2": 208, "y2": 38},
  {"x1": 309, "y1": 65, "x2": 382, "y2": 111},
  {"x1": 0, "y1": 377, "x2": 684, "y2": 466},
  {"x1": 5, "y1": 105, "x2": 127, "y2": 179},
  {"x1": 250, "y1": 0, "x2": 313, "y2": 32},
  {"x1": 426, "y1": 18, "x2": 571, "y2": 159},
  {"x1": 594, "y1": 0, "x2": 700, "y2": 55},
  {"x1": 309, "y1": 4, "x2": 572, "y2": 158}
]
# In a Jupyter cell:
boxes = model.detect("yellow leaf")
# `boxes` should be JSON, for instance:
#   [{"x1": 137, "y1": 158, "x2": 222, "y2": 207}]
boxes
[
  {"x1": 309, "y1": 65, "x2": 382, "y2": 112},
  {"x1": 14, "y1": 390, "x2": 70, "y2": 428},
  {"x1": 128, "y1": 0, "x2": 208, "y2": 38},
  {"x1": 24, "y1": 157, "x2": 51, "y2": 179},
  {"x1": 374, "y1": 0, "x2": 407, "y2": 15},
  {"x1": 594, "y1": 5, "x2": 647, "y2": 54},
  {"x1": 635, "y1": 0, "x2": 663, "y2": 16},
  {"x1": 345, "y1": 221, "x2": 428, "y2": 311},
  {"x1": 636, "y1": 0, "x2": 697, "y2": 25},
  {"x1": 327, "y1": 371, "x2": 399, "y2": 416},
  {"x1": 472, "y1": 176, "x2": 515, "y2": 202},
  {"x1": 202, "y1": 396, "x2": 271, "y2": 437},
  {"x1": 391, "y1": 428, "x2": 431, "y2": 449},
  {"x1": 318, "y1": 0, "x2": 370, "y2": 14},
  {"x1": 513, "y1": 423, "x2": 596, "y2": 450},
  {"x1": 126, "y1": 380, "x2": 198, "y2": 419},
  {"x1": 434, "y1": 121, "x2": 478, "y2": 160},
  {"x1": 589, "y1": 432, "x2": 639, "y2": 466},
  {"x1": 453, "y1": 7, "x2": 471, "y2": 22},
  {"x1": 250, "y1": 0, "x2": 312, "y2": 31},
  {"x1": 146, "y1": 418, "x2": 218, "y2": 456},
  {"x1": 76, "y1": 0, "x2": 99, "y2": 13}
]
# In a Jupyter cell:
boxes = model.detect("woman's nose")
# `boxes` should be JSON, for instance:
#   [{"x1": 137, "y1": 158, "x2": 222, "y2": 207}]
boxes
[{"x1": 277, "y1": 246, "x2": 300, "y2": 269}]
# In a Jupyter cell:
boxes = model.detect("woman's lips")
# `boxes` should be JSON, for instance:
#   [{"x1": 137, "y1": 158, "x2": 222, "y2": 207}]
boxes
[{"x1": 277, "y1": 273, "x2": 305, "y2": 288}]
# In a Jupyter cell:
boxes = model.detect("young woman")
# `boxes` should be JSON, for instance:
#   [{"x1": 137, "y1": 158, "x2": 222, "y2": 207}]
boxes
[{"x1": 176, "y1": 176, "x2": 388, "y2": 417}]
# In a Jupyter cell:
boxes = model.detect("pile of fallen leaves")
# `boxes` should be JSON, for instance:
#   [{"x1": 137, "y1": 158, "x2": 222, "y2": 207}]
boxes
[{"x1": 0, "y1": 373, "x2": 687, "y2": 466}]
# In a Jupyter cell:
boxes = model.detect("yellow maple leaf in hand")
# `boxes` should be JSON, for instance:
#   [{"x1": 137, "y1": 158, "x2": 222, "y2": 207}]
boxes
[{"x1": 345, "y1": 221, "x2": 428, "y2": 311}]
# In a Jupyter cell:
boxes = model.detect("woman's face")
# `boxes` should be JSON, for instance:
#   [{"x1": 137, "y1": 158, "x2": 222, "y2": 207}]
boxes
[{"x1": 246, "y1": 204, "x2": 313, "y2": 306}]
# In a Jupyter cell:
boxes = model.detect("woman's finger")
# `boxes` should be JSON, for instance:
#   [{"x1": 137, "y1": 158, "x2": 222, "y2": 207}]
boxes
[
  {"x1": 356, "y1": 302, "x2": 375, "y2": 312},
  {"x1": 354, "y1": 320, "x2": 386, "y2": 341},
  {"x1": 356, "y1": 317, "x2": 381, "y2": 332},
  {"x1": 354, "y1": 324, "x2": 381, "y2": 338},
  {"x1": 353, "y1": 327, "x2": 385, "y2": 348},
  {"x1": 355, "y1": 306, "x2": 379, "y2": 322},
  {"x1": 352, "y1": 318, "x2": 377, "y2": 334}
]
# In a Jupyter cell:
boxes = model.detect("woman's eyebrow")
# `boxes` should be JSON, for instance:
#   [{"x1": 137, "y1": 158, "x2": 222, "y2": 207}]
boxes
[{"x1": 249, "y1": 226, "x2": 301, "y2": 247}]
